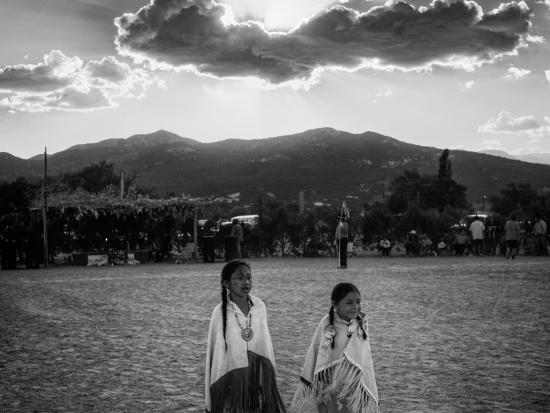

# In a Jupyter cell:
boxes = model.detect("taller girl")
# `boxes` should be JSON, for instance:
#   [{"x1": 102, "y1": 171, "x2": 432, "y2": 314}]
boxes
[
  {"x1": 292, "y1": 283, "x2": 378, "y2": 413},
  {"x1": 205, "y1": 260, "x2": 287, "y2": 413}
]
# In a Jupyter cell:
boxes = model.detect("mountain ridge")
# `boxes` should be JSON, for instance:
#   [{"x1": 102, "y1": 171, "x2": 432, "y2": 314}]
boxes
[
  {"x1": 480, "y1": 149, "x2": 550, "y2": 165},
  {"x1": 2, "y1": 128, "x2": 549, "y2": 205}
]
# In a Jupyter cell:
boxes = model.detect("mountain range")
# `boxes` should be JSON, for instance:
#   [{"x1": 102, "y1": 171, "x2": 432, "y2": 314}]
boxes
[
  {"x1": 479, "y1": 150, "x2": 550, "y2": 166},
  {"x1": 1, "y1": 128, "x2": 549, "y2": 206}
]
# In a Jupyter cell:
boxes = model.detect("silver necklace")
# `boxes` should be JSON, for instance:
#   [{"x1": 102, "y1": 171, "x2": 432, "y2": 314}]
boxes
[{"x1": 231, "y1": 300, "x2": 253, "y2": 341}]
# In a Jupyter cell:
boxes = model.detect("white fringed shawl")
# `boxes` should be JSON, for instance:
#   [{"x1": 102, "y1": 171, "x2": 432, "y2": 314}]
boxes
[
  {"x1": 205, "y1": 294, "x2": 285, "y2": 413},
  {"x1": 292, "y1": 313, "x2": 379, "y2": 413}
]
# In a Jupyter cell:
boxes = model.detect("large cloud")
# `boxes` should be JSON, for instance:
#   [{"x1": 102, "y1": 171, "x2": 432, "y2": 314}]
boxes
[
  {"x1": 114, "y1": 0, "x2": 533, "y2": 84},
  {"x1": 479, "y1": 111, "x2": 550, "y2": 138},
  {"x1": 0, "y1": 50, "x2": 160, "y2": 112}
]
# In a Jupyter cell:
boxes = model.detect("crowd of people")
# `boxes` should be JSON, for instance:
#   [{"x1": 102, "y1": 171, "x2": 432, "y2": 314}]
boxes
[
  {"x1": 370, "y1": 214, "x2": 548, "y2": 259},
  {"x1": 1, "y1": 211, "x2": 548, "y2": 269}
]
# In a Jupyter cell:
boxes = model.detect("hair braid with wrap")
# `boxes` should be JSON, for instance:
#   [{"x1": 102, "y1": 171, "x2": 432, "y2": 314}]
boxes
[
  {"x1": 356, "y1": 314, "x2": 368, "y2": 340},
  {"x1": 221, "y1": 285, "x2": 228, "y2": 350},
  {"x1": 329, "y1": 305, "x2": 336, "y2": 349}
]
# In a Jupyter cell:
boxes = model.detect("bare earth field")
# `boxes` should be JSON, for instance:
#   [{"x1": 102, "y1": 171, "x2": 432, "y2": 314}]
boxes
[{"x1": 1, "y1": 257, "x2": 549, "y2": 412}]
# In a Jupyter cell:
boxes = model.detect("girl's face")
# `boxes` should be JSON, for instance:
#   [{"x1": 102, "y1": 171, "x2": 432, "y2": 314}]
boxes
[
  {"x1": 224, "y1": 265, "x2": 252, "y2": 301},
  {"x1": 333, "y1": 291, "x2": 361, "y2": 322}
]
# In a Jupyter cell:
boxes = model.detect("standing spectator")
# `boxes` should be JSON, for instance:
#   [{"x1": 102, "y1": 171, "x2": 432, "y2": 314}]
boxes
[
  {"x1": 230, "y1": 219, "x2": 244, "y2": 259},
  {"x1": 156, "y1": 233, "x2": 171, "y2": 262},
  {"x1": 534, "y1": 215, "x2": 548, "y2": 256},
  {"x1": 405, "y1": 230, "x2": 420, "y2": 257},
  {"x1": 454, "y1": 229, "x2": 469, "y2": 256},
  {"x1": 504, "y1": 215, "x2": 521, "y2": 259},
  {"x1": 380, "y1": 238, "x2": 391, "y2": 257},
  {"x1": 201, "y1": 219, "x2": 217, "y2": 263},
  {"x1": 335, "y1": 216, "x2": 349, "y2": 268},
  {"x1": 437, "y1": 239, "x2": 448, "y2": 256},
  {"x1": 469, "y1": 216, "x2": 485, "y2": 256},
  {"x1": 420, "y1": 234, "x2": 434, "y2": 256},
  {"x1": 485, "y1": 216, "x2": 498, "y2": 255},
  {"x1": 1, "y1": 226, "x2": 18, "y2": 270}
]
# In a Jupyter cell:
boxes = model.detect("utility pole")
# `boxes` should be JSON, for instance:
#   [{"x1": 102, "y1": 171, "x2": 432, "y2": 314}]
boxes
[
  {"x1": 43, "y1": 147, "x2": 48, "y2": 268},
  {"x1": 258, "y1": 196, "x2": 263, "y2": 257},
  {"x1": 193, "y1": 205, "x2": 198, "y2": 262},
  {"x1": 120, "y1": 170, "x2": 125, "y2": 198},
  {"x1": 298, "y1": 190, "x2": 304, "y2": 214}
]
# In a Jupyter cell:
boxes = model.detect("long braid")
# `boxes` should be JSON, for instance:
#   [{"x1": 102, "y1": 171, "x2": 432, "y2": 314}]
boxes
[
  {"x1": 221, "y1": 286, "x2": 228, "y2": 351},
  {"x1": 329, "y1": 305, "x2": 335, "y2": 349},
  {"x1": 356, "y1": 314, "x2": 367, "y2": 340}
]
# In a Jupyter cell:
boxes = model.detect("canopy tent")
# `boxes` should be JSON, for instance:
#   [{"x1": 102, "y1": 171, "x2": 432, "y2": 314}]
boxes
[
  {"x1": 30, "y1": 188, "x2": 199, "y2": 265},
  {"x1": 30, "y1": 188, "x2": 198, "y2": 214}
]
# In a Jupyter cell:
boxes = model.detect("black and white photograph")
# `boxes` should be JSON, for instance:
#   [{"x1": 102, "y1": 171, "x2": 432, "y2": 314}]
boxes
[{"x1": 1, "y1": 0, "x2": 549, "y2": 412}]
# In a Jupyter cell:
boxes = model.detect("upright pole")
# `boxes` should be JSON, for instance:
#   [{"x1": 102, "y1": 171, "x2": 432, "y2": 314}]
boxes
[
  {"x1": 120, "y1": 170, "x2": 125, "y2": 198},
  {"x1": 336, "y1": 201, "x2": 345, "y2": 269},
  {"x1": 298, "y1": 190, "x2": 304, "y2": 214},
  {"x1": 258, "y1": 196, "x2": 263, "y2": 257},
  {"x1": 193, "y1": 206, "x2": 198, "y2": 262},
  {"x1": 43, "y1": 147, "x2": 48, "y2": 268},
  {"x1": 482, "y1": 193, "x2": 486, "y2": 214}
]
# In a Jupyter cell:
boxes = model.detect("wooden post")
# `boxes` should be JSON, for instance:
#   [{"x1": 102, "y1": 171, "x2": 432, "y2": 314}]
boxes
[
  {"x1": 43, "y1": 147, "x2": 48, "y2": 268},
  {"x1": 298, "y1": 190, "x2": 304, "y2": 214},
  {"x1": 120, "y1": 170, "x2": 125, "y2": 198},
  {"x1": 193, "y1": 206, "x2": 198, "y2": 262},
  {"x1": 258, "y1": 196, "x2": 262, "y2": 257}
]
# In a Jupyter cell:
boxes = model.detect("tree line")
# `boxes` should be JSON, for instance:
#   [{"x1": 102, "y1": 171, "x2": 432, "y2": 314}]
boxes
[{"x1": 1, "y1": 159, "x2": 549, "y2": 259}]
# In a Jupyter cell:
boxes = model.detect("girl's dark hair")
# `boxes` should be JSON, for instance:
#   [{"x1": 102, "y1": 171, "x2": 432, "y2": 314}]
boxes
[
  {"x1": 220, "y1": 260, "x2": 251, "y2": 350},
  {"x1": 329, "y1": 283, "x2": 367, "y2": 347},
  {"x1": 331, "y1": 282, "x2": 360, "y2": 304}
]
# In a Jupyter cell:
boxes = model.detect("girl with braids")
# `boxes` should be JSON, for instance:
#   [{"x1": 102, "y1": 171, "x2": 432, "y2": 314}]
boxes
[
  {"x1": 292, "y1": 283, "x2": 378, "y2": 413},
  {"x1": 205, "y1": 260, "x2": 286, "y2": 413}
]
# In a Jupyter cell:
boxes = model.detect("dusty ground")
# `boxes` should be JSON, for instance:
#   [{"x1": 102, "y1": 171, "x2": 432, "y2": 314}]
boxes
[{"x1": 1, "y1": 256, "x2": 549, "y2": 412}]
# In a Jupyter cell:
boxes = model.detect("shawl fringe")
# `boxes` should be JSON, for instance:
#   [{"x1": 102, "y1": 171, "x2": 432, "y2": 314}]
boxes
[
  {"x1": 291, "y1": 356, "x2": 378, "y2": 413},
  {"x1": 210, "y1": 351, "x2": 286, "y2": 413}
]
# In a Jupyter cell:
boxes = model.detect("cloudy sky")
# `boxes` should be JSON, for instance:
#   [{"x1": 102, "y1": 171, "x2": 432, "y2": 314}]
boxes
[{"x1": 1, "y1": 0, "x2": 549, "y2": 159}]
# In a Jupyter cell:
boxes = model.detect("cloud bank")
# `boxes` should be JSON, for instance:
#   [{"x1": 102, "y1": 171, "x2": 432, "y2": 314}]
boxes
[
  {"x1": 479, "y1": 111, "x2": 550, "y2": 138},
  {"x1": 0, "y1": 50, "x2": 160, "y2": 112},
  {"x1": 114, "y1": 0, "x2": 533, "y2": 84}
]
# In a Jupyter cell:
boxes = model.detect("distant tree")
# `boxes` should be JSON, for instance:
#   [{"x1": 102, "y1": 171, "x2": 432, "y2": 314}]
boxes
[
  {"x1": 438, "y1": 149, "x2": 453, "y2": 178},
  {"x1": 62, "y1": 161, "x2": 119, "y2": 193},
  {"x1": 302, "y1": 205, "x2": 338, "y2": 257},
  {"x1": 283, "y1": 203, "x2": 307, "y2": 255},
  {"x1": 424, "y1": 178, "x2": 469, "y2": 212},
  {"x1": 490, "y1": 183, "x2": 548, "y2": 218},
  {"x1": 257, "y1": 201, "x2": 339, "y2": 256},
  {"x1": 387, "y1": 169, "x2": 469, "y2": 213},
  {"x1": 387, "y1": 170, "x2": 423, "y2": 214},
  {"x1": 0, "y1": 178, "x2": 40, "y2": 252},
  {"x1": 362, "y1": 202, "x2": 396, "y2": 243},
  {"x1": 0, "y1": 178, "x2": 39, "y2": 215},
  {"x1": 258, "y1": 199, "x2": 285, "y2": 256}
]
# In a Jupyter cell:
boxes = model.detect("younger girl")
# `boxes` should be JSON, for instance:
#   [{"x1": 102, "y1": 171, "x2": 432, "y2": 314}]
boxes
[
  {"x1": 205, "y1": 260, "x2": 287, "y2": 413},
  {"x1": 292, "y1": 283, "x2": 378, "y2": 413}
]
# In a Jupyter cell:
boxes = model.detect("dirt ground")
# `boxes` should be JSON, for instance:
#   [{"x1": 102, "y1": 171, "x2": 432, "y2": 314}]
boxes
[{"x1": 1, "y1": 256, "x2": 549, "y2": 412}]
